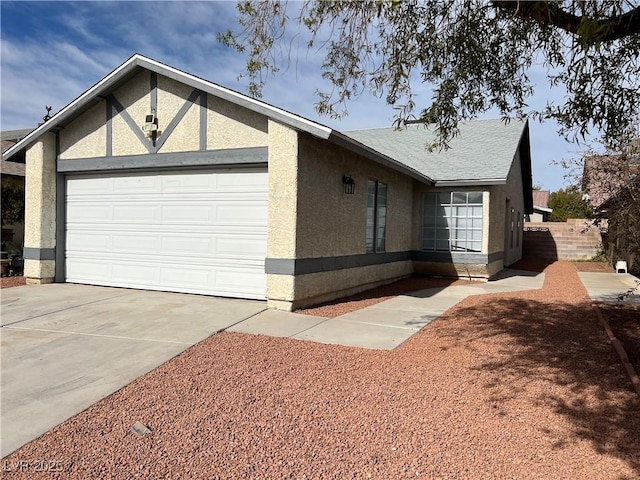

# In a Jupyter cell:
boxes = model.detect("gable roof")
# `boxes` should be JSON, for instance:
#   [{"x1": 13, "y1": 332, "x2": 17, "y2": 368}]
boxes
[
  {"x1": 2, "y1": 54, "x2": 434, "y2": 184},
  {"x1": 344, "y1": 119, "x2": 528, "y2": 185},
  {"x1": 2, "y1": 54, "x2": 531, "y2": 194}
]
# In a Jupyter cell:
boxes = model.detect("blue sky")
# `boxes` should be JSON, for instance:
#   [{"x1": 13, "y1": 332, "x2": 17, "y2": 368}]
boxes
[{"x1": 1, "y1": 1, "x2": 591, "y2": 191}]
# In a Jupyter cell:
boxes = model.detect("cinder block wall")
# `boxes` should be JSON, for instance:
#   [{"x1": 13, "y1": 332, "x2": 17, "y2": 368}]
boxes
[{"x1": 523, "y1": 219, "x2": 602, "y2": 261}]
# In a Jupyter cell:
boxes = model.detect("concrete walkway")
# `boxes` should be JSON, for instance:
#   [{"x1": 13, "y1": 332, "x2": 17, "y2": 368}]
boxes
[
  {"x1": 578, "y1": 272, "x2": 640, "y2": 305},
  {"x1": 230, "y1": 269, "x2": 546, "y2": 350}
]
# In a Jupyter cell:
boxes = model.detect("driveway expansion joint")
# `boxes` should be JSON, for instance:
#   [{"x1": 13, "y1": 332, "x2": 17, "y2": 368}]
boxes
[
  {"x1": 2, "y1": 325, "x2": 194, "y2": 346},
  {"x1": 1, "y1": 291, "x2": 136, "y2": 327}
]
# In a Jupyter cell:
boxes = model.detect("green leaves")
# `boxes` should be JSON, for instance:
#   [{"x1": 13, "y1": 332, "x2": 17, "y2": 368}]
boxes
[
  {"x1": 548, "y1": 185, "x2": 593, "y2": 221},
  {"x1": 220, "y1": 0, "x2": 640, "y2": 149}
]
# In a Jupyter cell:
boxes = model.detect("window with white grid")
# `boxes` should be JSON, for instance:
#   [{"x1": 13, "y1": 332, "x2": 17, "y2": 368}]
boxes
[{"x1": 422, "y1": 192, "x2": 483, "y2": 252}]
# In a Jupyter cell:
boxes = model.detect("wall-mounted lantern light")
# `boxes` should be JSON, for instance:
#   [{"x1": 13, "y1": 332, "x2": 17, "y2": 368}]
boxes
[{"x1": 342, "y1": 175, "x2": 356, "y2": 195}]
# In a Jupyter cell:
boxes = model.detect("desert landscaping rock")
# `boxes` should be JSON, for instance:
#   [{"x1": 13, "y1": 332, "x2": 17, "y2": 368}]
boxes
[{"x1": 2, "y1": 262, "x2": 639, "y2": 479}]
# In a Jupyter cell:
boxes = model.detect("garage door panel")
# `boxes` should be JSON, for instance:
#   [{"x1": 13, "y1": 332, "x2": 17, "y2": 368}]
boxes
[
  {"x1": 66, "y1": 231, "x2": 112, "y2": 250},
  {"x1": 215, "y1": 171, "x2": 268, "y2": 190},
  {"x1": 216, "y1": 202, "x2": 268, "y2": 224},
  {"x1": 217, "y1": 237, "x2": 267, "y2": 258},
  {"x1": 160, "y1": 235, "x2": 215, "y2": 256},
  {"x1": 112, "y1": 233, "x2": 160, "y2": 252},
  {"x1": 161, "y1": 204, "x2": 216, "y2": 224},
  {"x1": 66, "y1": 169, "x2": 268, "y2": 299},
  {"x1": 66, "y1": 204, "x2": 113, "y2": 222}
]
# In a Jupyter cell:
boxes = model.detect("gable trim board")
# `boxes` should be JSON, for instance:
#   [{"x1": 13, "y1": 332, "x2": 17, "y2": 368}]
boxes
[{"x1": 6, "y1": 54, "x2": 532, "y2": 309}]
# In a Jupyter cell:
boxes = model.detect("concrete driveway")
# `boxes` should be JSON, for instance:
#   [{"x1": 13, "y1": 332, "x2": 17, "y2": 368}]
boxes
[{"x1": 1, "y1": 283, "x2": 266, "y2": 458}]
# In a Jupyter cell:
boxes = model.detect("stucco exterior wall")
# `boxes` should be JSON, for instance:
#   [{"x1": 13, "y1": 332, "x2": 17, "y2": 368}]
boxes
[
  {"x1": 157, "y1": 74, "x2": 200, "y2": 153},
  {"x1": 112, "y1": 70, "x2": 150, "y2": 157},
  {"x1": 266, "y1": 120, "x2": 299, "y2": 308},
  {"x1": 295, "y1": 133, "x2": 414, "y2": 258},
  {"x1": 501, "y1": 150, "x2": 525, "y2": 266},
  {"x1": 266, "y1": 131, "x2": 417, "y2": 309},
  {"x1": 57, "y1": 71, "x2": 268, "y2": 161},
  {"x1": 24, "y1": 133, "x2": 57, "y2": 282},
  {"x1": 288, "y1": 260, "x2": 413, "y2": 310},
  {"x1": 207, "y1": 96, "x2": 268, "y2": 150},
  {"x1": 59, "y1": 102, "x2": 106, "y2": 159}
]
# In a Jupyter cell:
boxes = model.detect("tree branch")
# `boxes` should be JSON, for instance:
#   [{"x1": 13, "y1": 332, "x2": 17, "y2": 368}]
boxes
[{"x1": 496, "y1": 1, "x2": 640, "y2": 42}]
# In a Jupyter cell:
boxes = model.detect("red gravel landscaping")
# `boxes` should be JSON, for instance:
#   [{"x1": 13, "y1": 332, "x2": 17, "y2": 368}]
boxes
[
  {"x1": 0, "y1": 276, "x2": 26, "y2": 289},
  {"x1": 2, "y1": 261, "x2": 639, "y2": 479}
]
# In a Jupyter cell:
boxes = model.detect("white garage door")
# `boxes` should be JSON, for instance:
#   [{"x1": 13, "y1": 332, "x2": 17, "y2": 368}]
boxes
[{"x1": 65, "y1": 169, "x2": 268, "y2": 299}]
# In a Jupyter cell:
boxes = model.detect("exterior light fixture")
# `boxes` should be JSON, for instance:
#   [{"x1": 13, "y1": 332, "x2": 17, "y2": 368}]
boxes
[
  {"x1": 342, "y1": 175, "x2": 356, "y2": 195},
  {"x1": 142, "y1": 112, "x2": 158, "y2": 137}
]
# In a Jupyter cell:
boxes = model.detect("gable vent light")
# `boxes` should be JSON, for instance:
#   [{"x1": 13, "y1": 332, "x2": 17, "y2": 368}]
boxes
[
  {"x1": 142, "y1": 113, "x2": 158, "y2": 137},
  {"x1": 342, "y1": 175, "x2": 356, "y2": 195}
]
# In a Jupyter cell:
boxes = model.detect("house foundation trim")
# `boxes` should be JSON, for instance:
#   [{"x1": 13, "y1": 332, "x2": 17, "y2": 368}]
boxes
[
  {"x1": 23, "y1": 248, "x2": 56, "y2": 261},
  {"x1": 266, "y1": 250, "x2": 505, "y2": 275},
  {"x1": 412, "y1": 251, "x2": 504, "y2": 264}
]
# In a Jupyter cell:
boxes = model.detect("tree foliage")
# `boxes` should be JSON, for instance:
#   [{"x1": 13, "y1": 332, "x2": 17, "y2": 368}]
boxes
[
  {"x1": 219, "y1": 0, "x2": 640, "y2": 149},
  {"x1": 1, "y1": 178, "x2": 25, "y2": 227},
  {"x1": 548, "y1": 185, "x2": 593, "y2": 221}
]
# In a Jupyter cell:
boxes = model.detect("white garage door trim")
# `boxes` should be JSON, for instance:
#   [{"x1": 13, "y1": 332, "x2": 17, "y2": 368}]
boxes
[{"x1": 65, "y1": 168, "x2": 268, "y2": 300}]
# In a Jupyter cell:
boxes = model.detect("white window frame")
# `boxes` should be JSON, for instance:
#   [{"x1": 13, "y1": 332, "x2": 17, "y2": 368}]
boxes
[
  {"x1": 366, "y1": 180, "x2": 387, "y2": 253},
  {"x1": 422, "y1": 191, "x2": 484, "y2": 253}
]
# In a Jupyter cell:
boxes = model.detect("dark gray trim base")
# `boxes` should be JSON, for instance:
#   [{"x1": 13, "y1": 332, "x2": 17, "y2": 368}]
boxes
[
  {"x1": 265, "y1": 250, "x2": 504, "y2": 276},
  {"x1": 411, "y1": 251, "x2": 503, "y2": 264},
  {"x1": 57, "y1": 147, "x2": 268, "y2": 173},
  {"x1": 266, "y1": 251, "x2": 411, "y2": 275},
  {"x1": 24, "y1": 248, "x2": 56, "y2": 261}
]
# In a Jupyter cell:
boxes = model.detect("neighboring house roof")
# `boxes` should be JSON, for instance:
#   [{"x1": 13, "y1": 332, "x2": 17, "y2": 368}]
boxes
[
  {"x1": 344, "y1": 119, "x2": 528, "y2": 185},
  {"x1": 2, "y1": 54, "x2": 531, "y2": 196},
  {"x1": 1, "y1": 129, "x2": 31, "y2": 177},
  {"x1": 0, "y1": 160, "x2": 25, "y2": 177},
  {"x1": 2, "y1": 128, "x2": 32, "y2": 155}
]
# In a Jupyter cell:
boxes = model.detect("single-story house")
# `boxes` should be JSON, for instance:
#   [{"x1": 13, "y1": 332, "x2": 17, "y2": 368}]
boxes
[{"x1": 2, "y1": 54, "x2": 533, "y2": 310}]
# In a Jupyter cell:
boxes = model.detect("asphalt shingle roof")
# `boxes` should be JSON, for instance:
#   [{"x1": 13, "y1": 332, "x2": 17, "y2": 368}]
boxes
[{"x1": 344, "y1": 119, "x2": 526, "y2": 183}]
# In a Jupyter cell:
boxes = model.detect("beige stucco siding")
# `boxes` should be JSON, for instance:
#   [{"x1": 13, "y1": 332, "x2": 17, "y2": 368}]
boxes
[
  {"x1": 158, "y1": 103, "x2": 200, "y2": 153},
  {"x1": 156, "y1": 75, "x2": 199, "y2": 153},
  {"x1": 207, "y1": 95, "x2": 268, "y2": 150},
  {"x1": 293, "y1": 261, "x2": 413, "y2": 309},
  {"x1": 487, "y1": 184, "x2": 506, "y2": 256},
  {"x1": 111, "y1": 70, "x2": 151, "y2": 156},
  {"x1": 295, "y1": 133, "x2": 414, "y2": 258},
  {"x1": 267, "y1": 120, "x2": 299, "y2": 259},
  {"x1": 24, "y1": 133, "x2": 57, "y2": 281},
  {"x1": 59, "y1": 102, "x2": 106, "y2": 159},
  {"x1": 55, "y1": 71, "x2": 269, "y2": 161}
]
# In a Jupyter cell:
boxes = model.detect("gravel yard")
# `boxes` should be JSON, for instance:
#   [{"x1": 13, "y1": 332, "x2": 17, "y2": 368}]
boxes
[
  {"x1": 0, "y1": 276, "x2": 26, "y2": 289},
  {"x1": 2, "y1": 261, "x2": 639, "y2": 479}
]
